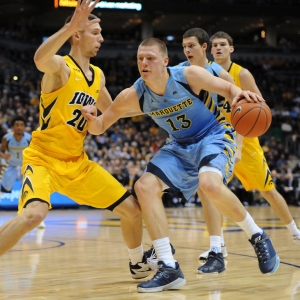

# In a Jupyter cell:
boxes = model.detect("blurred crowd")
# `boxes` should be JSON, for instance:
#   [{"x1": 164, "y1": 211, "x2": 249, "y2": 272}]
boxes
[{"x1": 1, "y1": 35, "x2": 300, "y2": 208}]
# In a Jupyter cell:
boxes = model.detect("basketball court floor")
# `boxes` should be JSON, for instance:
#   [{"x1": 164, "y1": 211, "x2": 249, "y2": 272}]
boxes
[{"x1": 0, "y1": 206, "x2": 299, "y2": 299}]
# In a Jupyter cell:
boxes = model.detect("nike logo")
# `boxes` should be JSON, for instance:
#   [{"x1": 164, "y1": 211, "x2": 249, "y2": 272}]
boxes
[
  {"x1": 75, "y1": 78, "x2": 82, "y2": 81},
  {"x1": 250, "y1": 152, "x2": 256, "y2": 156},
  {"x1": 232, "y1": 106, "x2": 242, "y2": 119}
]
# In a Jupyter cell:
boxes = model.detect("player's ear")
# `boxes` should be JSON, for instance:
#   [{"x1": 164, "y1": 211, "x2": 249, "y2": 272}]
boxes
[
  {"x1": 164, "y1": 57, "x2": 169, "y2": 66},
  {"x1": 229, "y1": 46, "x2": 234, "y2": 53},
  {"x1": 202, "y1": 43, "x2": 208, "y2": 51},
  {"x1": 73, "y1": 31, "x2": 81, "y2": 43}
]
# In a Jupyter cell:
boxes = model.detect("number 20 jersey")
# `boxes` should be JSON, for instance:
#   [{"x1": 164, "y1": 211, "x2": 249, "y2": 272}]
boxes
[{"x1": 30, "y1": 55, "x2": 101, "y2": 159}]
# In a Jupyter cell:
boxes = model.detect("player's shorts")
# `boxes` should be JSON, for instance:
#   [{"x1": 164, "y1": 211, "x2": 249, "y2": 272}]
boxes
[
  {"x1": 229, "y1": 137, "x2": 274, "y2": 192},
  {"x1": 18, "y1": 147, "x2": 129, "y2": 213},
  {"x1": 0, "y1": 165, "x2": 22, "y2": 193},
  {"x1": 146, "y1": 126, "x2": 236, "y2": 201}
]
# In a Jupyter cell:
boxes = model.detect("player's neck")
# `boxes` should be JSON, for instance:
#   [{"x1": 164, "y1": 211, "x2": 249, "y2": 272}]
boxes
[
  {"x1": 69, "y1": 50, "x2": 91, "y2": 75},
  {"x1": 13, "y1": 132, "x2": 23, "y2": 141},
  {"x1": 145, "y1": 69, "x2": 169, "y2": 96},
  {"x1": 216, "y1": 58, "x2": 232, "y2": 72}
]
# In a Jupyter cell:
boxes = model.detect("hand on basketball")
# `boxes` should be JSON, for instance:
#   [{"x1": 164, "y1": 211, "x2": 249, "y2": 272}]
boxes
[
  {"x1": 232, "y1": 90, "x2": 265, "y2": 108},
  {"x1": 81, "y1": 105, "x2": 98, "y2": 121}
]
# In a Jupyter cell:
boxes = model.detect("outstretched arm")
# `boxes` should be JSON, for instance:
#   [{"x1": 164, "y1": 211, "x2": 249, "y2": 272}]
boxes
[
  {"x1": 185, "y1": 65, "x2": 265, "y2": 107},
  {"x1": 81, "y1": 86, "x2": 143, "y2": 135},
  {"x1": 34, "y1": 0, "x2": 100, "y2": 74}
]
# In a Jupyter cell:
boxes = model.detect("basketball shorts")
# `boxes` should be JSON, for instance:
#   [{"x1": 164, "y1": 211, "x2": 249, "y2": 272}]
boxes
[
  {"x1": 18, "y1": 147, "x2": 129, "y2": 213},
  {"x1": 229, "y1": 137, "x2": 274, "y2": 192},
  {"x1": 146, "y1": 126, "x2": 236, "y2": 201},
  {"x1": 0, "y1": 165, "x2": 21, "y2": 193}
]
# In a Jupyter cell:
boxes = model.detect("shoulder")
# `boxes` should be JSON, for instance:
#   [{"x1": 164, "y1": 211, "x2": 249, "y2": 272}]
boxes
[
  {"x1": 178, "y1": 61, "x2": 190, "y2": 67},
  {"x1": 24, "y1": 132, "x2": 32, "y2": 139},
  {"x1": 239, "y1": 67, "x2": 254, "y2": 81}
]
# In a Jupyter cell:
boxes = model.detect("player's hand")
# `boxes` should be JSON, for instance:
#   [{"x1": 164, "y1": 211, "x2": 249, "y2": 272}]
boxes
[
  {"x1": 4, "y1": 153, "x2": 11, "y2": 160},
  {"x1": 81, "y1": 105, "x2": 97, "y2": 121},
  {"x1": 69, "y1": 0, "x2": 100, "y2": 31},
  {"x1": 232, "y1": 90, "x2": 265, "y2": 108}
]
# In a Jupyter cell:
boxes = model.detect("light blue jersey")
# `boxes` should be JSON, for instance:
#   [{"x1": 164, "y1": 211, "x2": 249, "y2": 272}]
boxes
[
  {"x1": 134, "y1": 66, "x2": 236, "y2": 201},
  {"x1": 0, "y1": 132, "x2": 31, "y2": 193},
  {"x1": 5, "y1": 132, "x2": 31, "y2": 167},
  {"x1": 179, "y1": 60, "x2": 222, "y2": 105}
]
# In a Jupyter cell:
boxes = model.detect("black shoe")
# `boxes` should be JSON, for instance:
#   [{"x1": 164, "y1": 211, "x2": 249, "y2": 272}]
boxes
[
  {"x1": 197, "y1": 251, "x2": 226, "y2": 274},
  {"x1": 249, "y1": 231, "x2": 280, "y2": 274},
  {"x1": 129, "y1": 253, "x2": 153, "y2": 279},
  {"x1": 137, "y1": 261, "x2": 186, "y2": 293},
  {"x1": 144, "y1": 243, "x2": 176, "y2": 271}
]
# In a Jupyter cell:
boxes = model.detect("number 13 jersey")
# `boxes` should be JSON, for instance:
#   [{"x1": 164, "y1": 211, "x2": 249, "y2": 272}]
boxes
[{"x1": 30, "y1": 55, "x2": 101, "y2": 160}]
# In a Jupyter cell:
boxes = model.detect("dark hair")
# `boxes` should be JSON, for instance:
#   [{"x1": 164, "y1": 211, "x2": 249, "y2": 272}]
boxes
[
  {"x1": 65, "y1": 14, "x2": 99, "y2": 44},
  {"x1": 182, "y1": 28, "x2": 210, "y2": 48},
  {"x1": 11, "y1": 116, "x2": 26, "y2": 127},
  {"x1": 139, "y1": 38, "x2": 168, "y2": 57},
  {"x1": 210, "y1": 31, "x2": 233, "y2": 46}
]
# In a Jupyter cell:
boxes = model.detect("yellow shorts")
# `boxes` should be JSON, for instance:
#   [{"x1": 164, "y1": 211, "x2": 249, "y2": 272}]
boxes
[
  {"x1": 228, "y1": 137, "x2": 274, "y2": 192},
  {"x1": 18, "y1": 147, "x2": 129, "y2": 213}
]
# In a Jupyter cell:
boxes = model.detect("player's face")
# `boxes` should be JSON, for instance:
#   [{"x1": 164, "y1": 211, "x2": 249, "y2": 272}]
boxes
[
  {"x1": 182, "y1": 37, "x2": 207, "y2": 66},
  {"x1": 137, "y1": 45, "x2": 168, "y2": 81},
  {"x1": 80, "y1": 23, "x2": 104, "y2": 57},
  {"x1": 13, "y1": 121, "x2": 25, "y2": 135},
  {"x1": 210, "y1": 38, "x2": 233, "y2": 63}
]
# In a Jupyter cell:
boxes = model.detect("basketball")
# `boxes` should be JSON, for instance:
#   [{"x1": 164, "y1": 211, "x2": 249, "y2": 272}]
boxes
[{"x1": 231, "y1": 99, "x2": 272, "y2": 138}]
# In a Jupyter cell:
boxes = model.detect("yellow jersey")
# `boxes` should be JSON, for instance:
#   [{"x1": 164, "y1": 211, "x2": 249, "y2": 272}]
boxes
[
  {"x1": 221, "y1": 62, "x2": 260, "y2": 147},
  {"x1": 30, "y1": 55, "x2": 101, "y2": 160}
]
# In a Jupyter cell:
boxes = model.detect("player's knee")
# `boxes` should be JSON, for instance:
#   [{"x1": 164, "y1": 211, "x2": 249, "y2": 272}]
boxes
[
  {"x1": 134, "y1": 175, "x2": 161, "y2": 199},
  {"x1": 199, "y1": 177, "x2": 222, "y2": 198},
  {"x1": 20, "y1": 201, "x2": 48, "y2": 229},
  {"x1": 114, "y1": 195, "x2": 141, "y2": 220}
]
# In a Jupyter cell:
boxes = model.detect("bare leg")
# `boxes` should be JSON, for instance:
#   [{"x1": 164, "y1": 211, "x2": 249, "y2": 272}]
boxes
[
  {"x1": 197, "y1": 187, "x2": 222, "y2": 236},
  {"x1": 199, "y1": 172, "x2": 247, "y2": 222},
  {"x1": 113, "y1": 195, "x2": 143, "y2": 248},
  {"x1": 261, "y1": 188, "x2": 293, "y2": 224},
  {"x1": 134, "y1": 173, "x2": 169, "y2": 240},
  {"x1": 0, "y1": 201, "x2": 48, "y2": 256}
]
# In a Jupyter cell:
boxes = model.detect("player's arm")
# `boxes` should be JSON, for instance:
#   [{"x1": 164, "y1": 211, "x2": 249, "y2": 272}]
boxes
[
  {"x1": 0, "y1": 136, "x2": 11, "y2": 160},
  {"x1": 95, "y1": 71, "x2": 142, "y2": 117},
  {"x1": 34, "y1": 0, "x2": 100, "y2": 92},
  {"x1": 95, "y1": 70, "x2": 113, "y2": 113},
  {"x1": 185, "y1": 66, "x2": 264, "y2": 106},
  {"x1": 81, "y1": 86, "x2": 143, "y2": 135},
  {"x1": 239, "y1": 68, "x2": 262, "y2": 96}
]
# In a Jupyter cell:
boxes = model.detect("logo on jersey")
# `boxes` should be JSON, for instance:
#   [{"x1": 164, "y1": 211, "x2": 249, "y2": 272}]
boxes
[
  {"x1": 149, "y1": 98, "x2": 193, "y2": 117},
  {"x1": 40, "y1": 97, "x2": 57, "y2": 130},
  {"x1": 173, "y1": 91, "x2": 178, "y2": 95},
  {"x1": 68, "y1": 92, "x2": 96, "y2": 106}
]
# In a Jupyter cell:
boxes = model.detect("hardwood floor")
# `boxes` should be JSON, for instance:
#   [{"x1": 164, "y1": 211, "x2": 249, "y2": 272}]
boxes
[{"x1": 0, "y1": 206, "x2": 299, "y2": 299}]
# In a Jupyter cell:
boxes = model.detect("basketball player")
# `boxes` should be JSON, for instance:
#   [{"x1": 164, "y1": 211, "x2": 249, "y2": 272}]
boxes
[
  {"x1": 81, "y1": 38, "x2": 279, "y2": 293},
  {"x1": 196, "y1": 30, "x2": 300, "y2": 268},
  {"x1": 0, "y1": 116, "x2": 46, "y2": 229},
  {"x1": 0, "y1": 0, "x2": 152, "y2": 281}
]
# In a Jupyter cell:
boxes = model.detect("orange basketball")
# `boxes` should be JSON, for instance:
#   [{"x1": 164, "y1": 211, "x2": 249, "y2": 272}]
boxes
[{"x1": 231, "y1": 99, "x2": 272, "y2": 138}]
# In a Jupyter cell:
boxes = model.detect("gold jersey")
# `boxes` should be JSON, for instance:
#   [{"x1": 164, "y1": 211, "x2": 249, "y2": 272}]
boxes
[
  {"x1": 220, "y1": 62, "x2": 260, "y2": 147},
  {"x1": 223, "y1": 62, "x2": 273, "y2": 191},
  {"x1": 30, "y1": 55, "x2": 101, "y2": 160}
]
